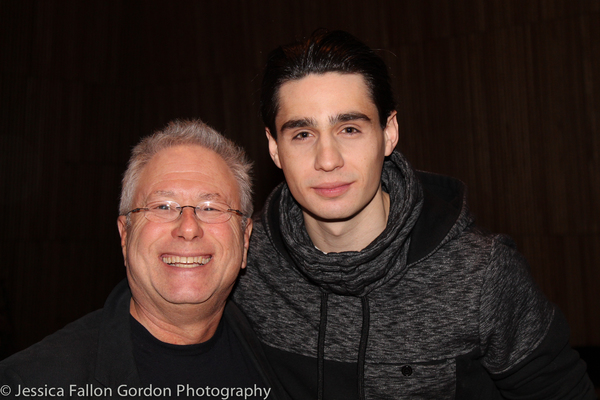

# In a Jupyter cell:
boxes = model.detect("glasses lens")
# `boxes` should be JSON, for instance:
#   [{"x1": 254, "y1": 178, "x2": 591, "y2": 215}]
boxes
[
  {"x1": 146, "y1": 202, "x2": 180, "y2": 222},
  {"x1": 197, "y1": 202, "x2": 231, "y2": 224}
]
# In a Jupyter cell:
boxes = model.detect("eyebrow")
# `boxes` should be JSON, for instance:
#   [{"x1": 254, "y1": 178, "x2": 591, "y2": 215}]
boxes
[
  {"x1": 149, "y1": 191, "x2": 224, "y2": 202},
  {"x1": 280, "y1": 117, "x2": 317, "y2": 133},
  {"x1": 330, "y1": 112, "x2": 371, "y2": 124},
  {"x1": 279, "y1": 112, "x2": 372, "y2": 133},
  {"x1": 198, "y1": 193, "x2": 224, "y2": 202}
]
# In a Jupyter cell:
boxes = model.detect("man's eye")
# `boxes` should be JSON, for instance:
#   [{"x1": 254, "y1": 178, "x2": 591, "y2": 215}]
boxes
[
  {"x1": 153, "y1": 203, "x2": 174, "y2": 211},
  {"x1": 293, "y1": 131, "x2": 311, "y2": 140},
  {"x1": 199, "y1": 204, "x2": 223, "y2": 213},
  {"x1": 342, "y1": 127, "x2": 359, "y2": 134}
]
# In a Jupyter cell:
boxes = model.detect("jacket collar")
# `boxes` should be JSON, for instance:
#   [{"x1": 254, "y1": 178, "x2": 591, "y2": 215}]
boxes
[
  {"x1": 94, "y1": 279, "x2": 141, "y2": 388},
  {"x1": 261, "y1": 152, "x2": 472, "y2": 293},
  {"x1": 263, "y1": 151, "x2": 423, "y2": 296}
]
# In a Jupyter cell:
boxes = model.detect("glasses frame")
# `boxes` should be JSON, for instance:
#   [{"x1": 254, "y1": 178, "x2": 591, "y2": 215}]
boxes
[{"x1": 123, "y1": 201, "x2": 246, "y2": 224}]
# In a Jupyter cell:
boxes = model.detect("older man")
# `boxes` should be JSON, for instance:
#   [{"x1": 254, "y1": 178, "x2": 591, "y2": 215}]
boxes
[{"x1": 0, "y1": 120, "x2": 284, "y2": 399}]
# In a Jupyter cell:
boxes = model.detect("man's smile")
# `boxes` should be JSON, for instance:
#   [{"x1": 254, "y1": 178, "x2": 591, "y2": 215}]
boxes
[{"x1": 161, "y1": 255, "x2": 212, "y2": 268}]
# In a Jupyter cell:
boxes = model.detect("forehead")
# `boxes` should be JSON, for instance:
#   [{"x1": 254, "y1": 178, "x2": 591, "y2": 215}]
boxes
[
  {"x1": 135, "y1": 145, "x2": 239, "y2": 205},
  {"x1": 276, "y1": 72, "x2": 377, "y2": 126}
]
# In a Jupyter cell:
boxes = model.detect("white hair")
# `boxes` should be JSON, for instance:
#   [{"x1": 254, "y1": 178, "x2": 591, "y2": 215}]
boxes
[{"x1": 119, "y1": 119, "x2": 253, "y2": 221}]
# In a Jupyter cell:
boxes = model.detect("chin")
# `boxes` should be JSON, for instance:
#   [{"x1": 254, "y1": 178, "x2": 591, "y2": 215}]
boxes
[
  {"x1": 161, "y1": 286, "x2": 212, "y2": 305},
  {"x1": 165, "y1": 294, "x2": 212, "y2": 306},
  {"x1": 304, "y1": 204, "x2": 360, "y2": 223}
]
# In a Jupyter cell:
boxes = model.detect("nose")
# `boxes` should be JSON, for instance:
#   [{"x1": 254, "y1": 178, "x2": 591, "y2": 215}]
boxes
[
  {"x1": 173, "y1": 206, "x2": 204, "y2": 240},
  {"x1": 314, "y1": 135, "x2": 343, "y2": 172}
]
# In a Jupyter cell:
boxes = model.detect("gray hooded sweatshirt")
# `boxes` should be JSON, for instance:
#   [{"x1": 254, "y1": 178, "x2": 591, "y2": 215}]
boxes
[{"x1": 234, "y1": 151, "x2": 594, "y2": 399}]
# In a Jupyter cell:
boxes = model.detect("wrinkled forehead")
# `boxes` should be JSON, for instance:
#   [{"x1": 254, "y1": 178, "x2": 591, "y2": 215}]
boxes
[
  {"x1": 135, "y1": 145, "x2": 240, "y2": 207},
  {"x1": 145, "y1": 190, "x2": 231, "y2": 204}
]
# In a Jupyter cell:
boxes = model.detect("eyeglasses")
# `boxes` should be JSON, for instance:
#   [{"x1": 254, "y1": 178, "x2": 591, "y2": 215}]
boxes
[{"x1": 124, "y1": 201, "x2": 246, "y2": 224}]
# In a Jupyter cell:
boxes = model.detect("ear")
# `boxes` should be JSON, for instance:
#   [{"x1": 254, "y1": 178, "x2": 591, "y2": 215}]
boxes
[
  {"x1": 117, "y1": 215, "x2": 129, "y2": 266},
  {"x1": 383, "y1": 111, "x2": 399, "y2": 156},
  {"x1": 240, "y1": 218, "x2": 253, "y2": 269},
  {"x1": 266, "y1": 128, "x2": 282, "y2": 169}
]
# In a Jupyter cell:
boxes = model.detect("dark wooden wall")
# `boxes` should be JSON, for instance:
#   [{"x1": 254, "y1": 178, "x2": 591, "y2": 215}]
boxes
[{"x1": 1, "y1": 0, "x2": 598, "y2": 358}]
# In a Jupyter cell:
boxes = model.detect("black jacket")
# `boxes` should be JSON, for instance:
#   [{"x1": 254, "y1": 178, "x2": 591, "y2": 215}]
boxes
[{"x1": 0, "y1": 279, "x2": 289, "y2": 399}]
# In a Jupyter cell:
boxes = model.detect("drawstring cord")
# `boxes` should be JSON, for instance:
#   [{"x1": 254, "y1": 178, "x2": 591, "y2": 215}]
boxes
[
  {"x1": 357, "y1": 297, "x2": 370, "y2": 400},
  {"x1": 317, "y1": 291, "x2": 328, "y2": 400},
  {"x1": 317, "y1": 293, "x2": 370, "y2": 400}
]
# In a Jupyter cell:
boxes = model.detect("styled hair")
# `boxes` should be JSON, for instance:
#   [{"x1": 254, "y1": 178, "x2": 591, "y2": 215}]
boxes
[
  {"x1": 260, "y1": 30, "x2": 396, "y2": 138},
  {"x1": 119, "y1": 119, "x2": 253, "y2": 220}
]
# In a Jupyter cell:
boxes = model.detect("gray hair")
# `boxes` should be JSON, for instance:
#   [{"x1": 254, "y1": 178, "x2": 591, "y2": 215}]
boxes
[{"x1": 119, "y1": 119, "x2": 253, "y2": 220}]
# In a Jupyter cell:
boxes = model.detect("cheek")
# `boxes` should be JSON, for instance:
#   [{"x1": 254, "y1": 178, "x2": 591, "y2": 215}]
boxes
[
  {"x1": 361, "y1": 146, "x2": 385, "y2": 174},
  {"x1": 127, "y1": 223, "x2": 166, "y2": 258},
  {"x1": 229, "y1": 228, "x2": 247, "y2": 253},
  {"x1": 282, "y1": 159, "x2": 311, "y2": 188},
  {"x1": 279, "y1": 148, "x2": 309, "y2": 176},
  {"x1": 365, "y1": 162, "x2": 384, "y2": 186},
  {"x1": 210, "y1": 223, "x2": 245, "y2": 249}
]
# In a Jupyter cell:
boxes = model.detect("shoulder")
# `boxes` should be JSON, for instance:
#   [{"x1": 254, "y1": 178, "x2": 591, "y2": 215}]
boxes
[
  {"x1": 248, "y1": 216, "x2": 270, "y2": 250},
  {"x1": 223, "y1": 300, "x2": 292, "y2": 400},
  {"x1": 0, "y1": 309, "x2": 103, "y2": 386},
  {"x1": 470, "y1": 233, "x2": 556, "y2": 373},
  {"x1": 0, "y1": 280, "x2": 133, "y2": 387}
]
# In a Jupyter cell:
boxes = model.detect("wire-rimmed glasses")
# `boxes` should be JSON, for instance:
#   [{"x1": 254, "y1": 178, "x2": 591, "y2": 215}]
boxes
[{"x1": 123, "y1": 201, "x2": 246, "y2": 224}]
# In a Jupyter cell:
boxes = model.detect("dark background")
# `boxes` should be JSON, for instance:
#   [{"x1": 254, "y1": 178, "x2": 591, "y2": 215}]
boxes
[{"x1": 0, "y1": 0, "x2": 598, "y2": 376}]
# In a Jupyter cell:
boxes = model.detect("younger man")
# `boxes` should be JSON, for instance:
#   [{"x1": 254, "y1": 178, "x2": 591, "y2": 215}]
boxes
[{"x1": 234, "y1": 31, "x2": 595, "y2": 399}]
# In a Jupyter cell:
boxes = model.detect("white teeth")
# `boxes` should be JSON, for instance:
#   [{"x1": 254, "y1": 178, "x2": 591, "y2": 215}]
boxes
[{"x1": 161, "y1": 255, "x2": 211, "y2": 267}]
